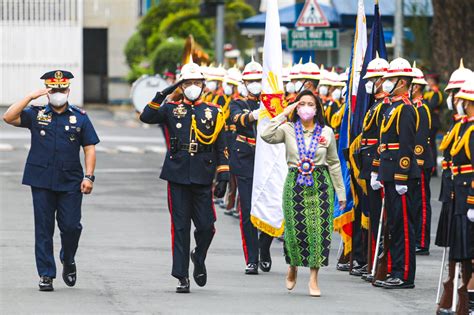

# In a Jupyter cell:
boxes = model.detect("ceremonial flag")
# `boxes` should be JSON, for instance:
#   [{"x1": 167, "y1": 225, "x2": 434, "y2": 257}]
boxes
[
  {"x1": 351, "y1": 0, "x2": 387, "y2": 228},
  {"x1": 333, "y1": 0, "x2": 367, "y2": 254},
  {"x1": 251, "y1": 0, "x2": 286, "y2": 237}
]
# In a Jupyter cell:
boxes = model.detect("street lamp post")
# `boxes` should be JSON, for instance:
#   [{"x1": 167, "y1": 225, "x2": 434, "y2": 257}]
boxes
[
  {"x1": 394, "y1": 0, "x2": 404, "y2": 57},
  {"x1": 215, "y1": 1, "x2": 225, "y2": 64}
]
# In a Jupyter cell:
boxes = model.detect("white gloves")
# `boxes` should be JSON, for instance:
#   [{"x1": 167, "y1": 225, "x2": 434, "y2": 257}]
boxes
[
  {"x1": 467, "y1": 209, "x2": 474, "y2": 222},
  {"x1": 396, "y1": 184, "x2": 408, "y2": 195},
  {"x1": 370, "y1": 173, "x2": 383, "y2": 191},
  {"x1": 251, "y1": 109, "x2": 261, "y2": 120}
]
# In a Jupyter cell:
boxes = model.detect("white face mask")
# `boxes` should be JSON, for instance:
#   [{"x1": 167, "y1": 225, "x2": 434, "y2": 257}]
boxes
[
  {"x1": 365, "y1": 81, "x2": 374, "y2": 94},
  {"x1": 184, "y1": 85, "x2": 202, "y2": 101},
  {"x1": 456, "y1": 100, "x2": 465, "y2": 115},
  {"x1": 206, "y1": 81, "x2": 217, "y2": 92},
  {"x1": 48, "y1": 92, "x2": 68, "y2": 107},
  {"x1": 238, "y1": 83, "x2": 248, "y2": 97},
  {"x1": 295, "y1": 81, "x2": 305, "y2": 93},
  {"x1": 446, "y1": 95, "x2": 453, "y2": 111},
  {"x1": 319, "y1": 85, "x2": 328, "y2": 96},
  {"x1": 223, "y1": 83, "x2": 233, "y2": 96},
  {"x1": 246, "y1": 82, "x2": 262, "y2": 96},
  {"x1": 332, "y1": 88, "x2": 342, "y2": 100},
  {"x1": 286, "y1": 82, "x2": 295, "y2": 94},
  {"x1": 382, "y1": 80, "x2": 395, "y2": 94}
]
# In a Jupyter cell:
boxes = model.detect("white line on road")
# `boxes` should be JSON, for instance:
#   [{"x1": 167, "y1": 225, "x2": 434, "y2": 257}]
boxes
[{"x1": 0, "y1": 143, "x2": 14, "y2": 151}]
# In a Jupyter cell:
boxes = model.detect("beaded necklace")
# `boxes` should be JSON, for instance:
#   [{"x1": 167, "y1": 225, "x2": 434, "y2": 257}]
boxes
[{"x1": 294, "y1": 119, "x2": 322, "y2": 186}]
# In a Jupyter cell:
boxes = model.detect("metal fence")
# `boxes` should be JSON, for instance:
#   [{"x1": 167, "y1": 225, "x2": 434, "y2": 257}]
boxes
[{"x1": 0, "y1": 0, "x2": 83, "y2": 106}]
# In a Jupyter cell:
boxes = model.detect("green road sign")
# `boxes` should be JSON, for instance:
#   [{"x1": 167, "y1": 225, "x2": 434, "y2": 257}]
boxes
[{"x1": 287, "y1": 29, "x2": 339, "y2": 50}]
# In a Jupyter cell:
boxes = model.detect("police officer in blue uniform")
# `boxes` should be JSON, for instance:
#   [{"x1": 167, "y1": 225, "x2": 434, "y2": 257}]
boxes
[
  {"x1": 3, "y1": 70, "x2": 99, "y2": 291},
  {"x1": 140, "y1": 58, "x2": 229, "y2": 293},
  {"x1": 230, "y1": 59, "x2": 273, "y2": 274}
]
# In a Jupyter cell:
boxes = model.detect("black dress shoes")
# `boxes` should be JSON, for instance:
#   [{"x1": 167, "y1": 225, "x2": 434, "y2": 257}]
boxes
[
  {"x1": 362, "y1": 273, "x2": 374, "y2": 282},
  {"x1": 336, "y1": 262, "x2": 350, "y2": 272},
  {"x1": 350, "y1": 264, "x2": 368, "y2": 277},
  {"x1": 415, "y1": 247, "x2": 430, "y2": 255},
  {"x1": 190, "y1": 249, "x2": 207, "y2": 287},
  {"x1": 62, "y1": 262, "x2": 77, "y2": 287},
  {"x1": 245, "y1": 263, "x2": 258, "y2": 275},
  {"x1": 176, "y1": 277, "x2": 190, "y2": 293},
  {"x1": 259, "y1": 261, "x2": 272, "y2": 272},
  {"x1": 381, "y1": 277, "x2": 415, "y2": 289},
  {"x1": 38, "y1": 276, "x2": 54, "y2": 291}
]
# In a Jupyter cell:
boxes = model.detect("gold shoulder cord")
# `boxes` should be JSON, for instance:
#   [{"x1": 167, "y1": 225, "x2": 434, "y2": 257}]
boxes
[
  {"x1": 450, "y1": 125, "x2": 474, "y2": 159},
  {"x1": 330, "y1": 104, "x2": 345, "y2": 129},
  {"x1": 191, "y1": 110, "x2": 226, "y2": 145},
  {"x1": 363, "y1": 103, "x2": 379, "y2": 131},
  {"x1": 422, "y1": 104, "x2": 432, "y2": 129},
  {"x1": 221, "y1": 95, "x2": 232, "y2": 120},
  {"x1": 381, "y1": 105, "x2": 402, "y2": 134},
  {"x1": 439, "y1": 122, "x2": 462, "y2": 151}
]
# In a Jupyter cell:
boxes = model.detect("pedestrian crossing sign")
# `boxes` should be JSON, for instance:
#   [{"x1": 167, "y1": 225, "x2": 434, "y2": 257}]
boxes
[{"x1": 296, "y1": 0, "x2": 329, "y2": 28}]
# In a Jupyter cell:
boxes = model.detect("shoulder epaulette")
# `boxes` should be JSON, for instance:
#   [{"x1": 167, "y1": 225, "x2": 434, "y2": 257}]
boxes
[{"x1": 70, "y1": 105, "x2": 86, "y2": 115}]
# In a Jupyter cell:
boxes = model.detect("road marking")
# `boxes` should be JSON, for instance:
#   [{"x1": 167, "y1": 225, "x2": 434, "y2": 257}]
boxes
[
  {"x1": 116, "y1": 146, "x2": 145, "y2": 154},
  {"x1": 0, "y1": 143, "x2": 14, "y2": 151},
  {"x1": 145, "y1": 146, "x2": 167, "y2": 153}
]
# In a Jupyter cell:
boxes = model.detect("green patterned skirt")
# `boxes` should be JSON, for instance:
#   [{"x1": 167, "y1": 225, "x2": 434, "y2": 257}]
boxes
[{"x1": 283, "y1": 167, "x2": 335, "y2": 268}]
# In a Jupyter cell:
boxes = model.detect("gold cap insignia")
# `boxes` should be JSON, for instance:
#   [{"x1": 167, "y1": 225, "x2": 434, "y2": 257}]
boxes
[{"x1": 55, "y1": 71, "x2": 63, "y2": 79}]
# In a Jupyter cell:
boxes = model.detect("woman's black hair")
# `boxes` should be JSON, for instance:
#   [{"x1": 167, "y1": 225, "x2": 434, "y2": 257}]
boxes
[{"x1": 290, "y1": 90, "x2": 325, "y2": 126}]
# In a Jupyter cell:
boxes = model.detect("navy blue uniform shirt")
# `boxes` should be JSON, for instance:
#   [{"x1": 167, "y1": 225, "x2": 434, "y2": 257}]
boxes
[{"x1": 19, "y1": 104, "x2": 100, "y2": 191}]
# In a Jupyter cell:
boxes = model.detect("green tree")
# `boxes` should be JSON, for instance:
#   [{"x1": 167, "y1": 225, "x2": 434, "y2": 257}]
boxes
[{"x1": 150, "y1": 38, "x2": 186, "y2": 74}]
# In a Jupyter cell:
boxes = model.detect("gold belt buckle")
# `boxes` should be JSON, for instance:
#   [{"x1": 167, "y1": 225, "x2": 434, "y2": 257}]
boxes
[{"x1": 188, "y1": 142, "x2": 198, "y2": 153}]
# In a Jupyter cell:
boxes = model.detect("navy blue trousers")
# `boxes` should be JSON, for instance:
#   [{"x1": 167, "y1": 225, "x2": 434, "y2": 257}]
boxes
[
  {"x1": 167, "y1": 182, "x2": 216, "y2": 279},
  {"x1": 384, "y1": 180, "x2": 417, "y2": 283},
  {"x1": 31, "y1": 187, "x2": 83, "y2": 278}
]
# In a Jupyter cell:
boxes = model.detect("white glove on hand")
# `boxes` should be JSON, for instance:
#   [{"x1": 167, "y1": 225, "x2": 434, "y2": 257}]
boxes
[
  {"x1": 370, "y1": 173, "x2": 383, "y2": 191},
  {"x1": 467, "y1": 209, "x2": 474, "y2": 222},
  {"x1": 251, "y1": 109, "x2": 261, "y2": 120},
  {"x1": 396, "y1": 184, "x2": 408, "y2": 195}
]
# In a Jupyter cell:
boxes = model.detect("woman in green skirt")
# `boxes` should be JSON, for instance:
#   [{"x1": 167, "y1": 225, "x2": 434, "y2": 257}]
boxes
[{"x1": 261, "y1": 90, "x2": 346, "y2": 296}]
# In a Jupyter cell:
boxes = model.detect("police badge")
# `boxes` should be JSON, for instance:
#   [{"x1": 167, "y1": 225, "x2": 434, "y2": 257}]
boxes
[{"x1": 173, "y1": 105, "x2": 187, "y2": 119}]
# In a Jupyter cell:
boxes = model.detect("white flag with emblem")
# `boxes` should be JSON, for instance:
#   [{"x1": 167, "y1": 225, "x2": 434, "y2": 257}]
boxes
[{"x1": 250, "y1": 0, "x2": 287, "y2": 237}]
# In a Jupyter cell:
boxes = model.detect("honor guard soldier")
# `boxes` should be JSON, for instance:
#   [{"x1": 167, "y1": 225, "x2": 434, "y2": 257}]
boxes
[
  {"x1": 2, "y1": 70, "x2": 99, "y2": 291},
  {"x1": 297, "y1": 58, "x2": 321, "y2": 96},
  {"x1": 440, "y1": 76, "x2": 474, "y2": 315},
  {"x1": 424, "y1": 73, "x2": 444, "y2": 176},
  {"x1": 323, "y1": 69, "x2": 345, "y2": 133},
  {"x1": 286, "y1": 61, "x2": 304, "y2": 103},
  {"x1": 373, "y1": 58, "x2": 420, "y2": 289},
  {"x1": 230, "y1": 59, "x2": 273, "y2": 274},
  {"x1": 204, "y1": 65, "x2": 227, "y2": 105},
  {"x1": 140, "y1": 58, "x2": 229, "y2": 293},
  {"x1": 358, "y1": 55, "x2": 390, "y2": 280},
  {"x1": 436, "y1": 61, "x2": 472, "y2": 312},
  {"x1": 410, "y1": 63, "x2": 435, "y2": 256},
  {"x1": 318, "y1": 67, "x2": 330, "y2": 106},
  {"x1": 222, "y1": 67, "x2": 243, "y2": 217}
]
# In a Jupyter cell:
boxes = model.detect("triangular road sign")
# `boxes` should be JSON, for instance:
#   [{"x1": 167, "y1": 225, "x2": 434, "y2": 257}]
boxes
[{"x1": 296, "y1": 0, "x2": 329, "y2": 28}]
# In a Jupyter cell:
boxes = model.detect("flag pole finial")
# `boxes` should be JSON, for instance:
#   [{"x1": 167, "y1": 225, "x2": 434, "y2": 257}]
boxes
[{"x1": 459, "y1": 58, "x2": 464, "y2": 69}]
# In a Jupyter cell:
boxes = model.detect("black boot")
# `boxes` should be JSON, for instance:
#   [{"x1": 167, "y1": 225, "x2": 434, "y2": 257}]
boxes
[{"x1": 245, "y1": 263, "x2": 258, "y2": 275}]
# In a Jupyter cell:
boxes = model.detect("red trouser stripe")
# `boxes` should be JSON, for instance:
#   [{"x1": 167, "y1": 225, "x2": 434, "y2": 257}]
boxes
[
  {"x1": 401, "y1": 194, "x2": 410, "y2": 281},
  {"x1": 237, "y1": 198, "x2": 249, "y2": 263},
  {"x1": 420, "y1": 171, "x2": 427, "y2": 248},
  {"x1": 167, "y1": 183, "x2": 175, "y2": 256}
]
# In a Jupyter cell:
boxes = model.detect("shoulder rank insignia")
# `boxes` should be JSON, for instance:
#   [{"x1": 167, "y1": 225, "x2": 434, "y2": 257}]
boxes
[{"x1": 173, "y1": 104, "x2": 187, "y2": 119}]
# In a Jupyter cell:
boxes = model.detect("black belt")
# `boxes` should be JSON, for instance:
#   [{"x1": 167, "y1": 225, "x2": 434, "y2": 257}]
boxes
[{"x1": 180, "y1": 143, "x2": 213, "y2": 153}]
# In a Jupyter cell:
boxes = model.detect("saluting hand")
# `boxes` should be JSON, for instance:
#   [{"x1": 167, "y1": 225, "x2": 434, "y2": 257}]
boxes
[
  {"x1": 282, "y1": 102, "x2": 297, "y2": 117},
  {"x1": 28, "y1": 88, "x2": 51, "y2": 101},
  {"x1": 81, "y1": 179, "x2": 93, "y2": 194}
]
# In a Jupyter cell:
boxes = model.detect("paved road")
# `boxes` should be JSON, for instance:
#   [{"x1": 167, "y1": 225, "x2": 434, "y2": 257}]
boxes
[{"x1": 0, "y1": 107, "x2": 445, "y2": 314}]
